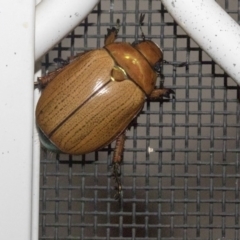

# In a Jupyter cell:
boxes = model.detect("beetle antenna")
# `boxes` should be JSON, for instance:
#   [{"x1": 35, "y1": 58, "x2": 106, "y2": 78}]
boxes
[
  {"x1": 105, "y1": 19, "x2": 121, "y2": 45},
  {"x1": 163, "y1": 60, "x2": 188, "y2": 68},
  {"x1": 115, "y1": 19, "x2": 121, "y2": 34},
  {"x1": 139, "y1": 13, "x2": 146, "y2": 41},
  {"x1": 154, "y1": 60, "x2": 188, "y2": 76}
]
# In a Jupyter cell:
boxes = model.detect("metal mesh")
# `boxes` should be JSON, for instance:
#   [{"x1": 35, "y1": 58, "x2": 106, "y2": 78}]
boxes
[{"x1": 39, "y1": 1, "x2": 240, "y2": 239}]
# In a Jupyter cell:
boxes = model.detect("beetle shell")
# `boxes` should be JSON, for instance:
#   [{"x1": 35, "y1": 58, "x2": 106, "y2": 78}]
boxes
[
  {"x1": 105, "y1": 42, "x2": 157, "y2": 95},
  {"x1": 36, "y1": 49, "x2": 146, "y2": 154}
]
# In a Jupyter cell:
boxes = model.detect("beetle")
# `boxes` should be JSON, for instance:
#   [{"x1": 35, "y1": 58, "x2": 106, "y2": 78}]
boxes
[{"x1": 36, "y1": 14, "x2": 175, "y2": 199}]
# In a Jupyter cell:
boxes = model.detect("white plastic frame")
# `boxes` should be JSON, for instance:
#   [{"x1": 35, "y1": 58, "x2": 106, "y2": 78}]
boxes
[
  {"x1": 0, "y1": 1, "x2": 99, "y2": 239},
  {"x1": 0, "y1": 1, "x2": 239, "y2": 239},
  {"x1": 162, "y1": 0, "x2": 240, "y2": 84}
]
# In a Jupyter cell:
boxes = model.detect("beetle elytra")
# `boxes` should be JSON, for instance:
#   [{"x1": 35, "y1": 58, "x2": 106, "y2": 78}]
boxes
[{"x1": 36, "y1": 15, "x2": 175, "y2": 199}]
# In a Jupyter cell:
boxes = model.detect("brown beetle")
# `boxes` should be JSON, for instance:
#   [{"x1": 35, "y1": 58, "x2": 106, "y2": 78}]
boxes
[{"x1": 36, "y1": 15, "x2": 174, "y2": 198}]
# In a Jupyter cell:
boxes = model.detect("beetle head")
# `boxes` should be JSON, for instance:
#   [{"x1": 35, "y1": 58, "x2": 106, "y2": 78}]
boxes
[{"x1": 132, "y1": 40, "x2": 163, "y2": 72}]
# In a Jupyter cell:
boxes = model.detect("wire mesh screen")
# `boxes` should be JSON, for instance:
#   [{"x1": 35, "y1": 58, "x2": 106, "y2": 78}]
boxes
[{"x1": 39, "y1": 0, "x2": 240, "y2": 239}]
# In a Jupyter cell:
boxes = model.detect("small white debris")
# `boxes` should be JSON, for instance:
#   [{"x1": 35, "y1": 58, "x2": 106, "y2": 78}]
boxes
[{"x1": 148, "y1": 146, "x2": 154, "y2": 153}]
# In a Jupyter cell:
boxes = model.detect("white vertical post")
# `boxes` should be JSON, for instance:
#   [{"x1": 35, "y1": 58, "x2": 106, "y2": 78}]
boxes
[
  {"x1": 0, "y1": 0, "x2": 100, "y2": 239},
  {"x1": 31, "y1": 1, "x2": 100, "y2": 239},
  {"x1": 0, "y1": 1, "x2": 35, "y2": 239},
  {"x1": 31, "y1": 64, "x2": 41, "y2": 240}
]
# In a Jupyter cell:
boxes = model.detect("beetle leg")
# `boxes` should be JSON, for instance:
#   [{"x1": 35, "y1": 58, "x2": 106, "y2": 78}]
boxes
[
  {"x1": 54, "y1": 52, "x2": 89, "y2": 67},
  {"x1": 104, "y1": 27, "x2": 118, "y2": 46},
  {"x1": 35, "y1": 67, "x2": 65, "y2": 89},
  {"x1": 148, "y1": 88, "x2": 175, "y2": 100},
  {"x1": 53, "y1": 57, "x2": 70, "y2": 68},
  {"x1": 112, "y1": 131, "x2": 126, "y2": 199},
  {"x1": 35, "y1": 53, "x2": 89, "y2": 89},
  {"x1": 104, "y1": 19, "x2": 120, "y2": 46}
]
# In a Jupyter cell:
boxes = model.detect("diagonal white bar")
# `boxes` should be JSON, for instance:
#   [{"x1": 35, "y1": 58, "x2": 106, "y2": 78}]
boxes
[
  {"x1": 162, "y1": 0, "x2": 240, "y2": 84},
  {"x1": 0, "y1": 1, "x2": 35, "y2": 239},
  {"x1": 35, "y1": 0, "x2": 100, "y2": 61},
  {"x1": 32, "y1": 1, "x2": 100, "y2": 239},
  {"x1": 0, "y1": 0, "x2": 100, "y2": 239}
]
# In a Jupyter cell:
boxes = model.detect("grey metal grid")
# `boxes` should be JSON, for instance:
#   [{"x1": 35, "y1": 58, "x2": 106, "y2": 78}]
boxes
[{"x1": 39, "y1": 0, "x2": 240, "y2": 239}]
